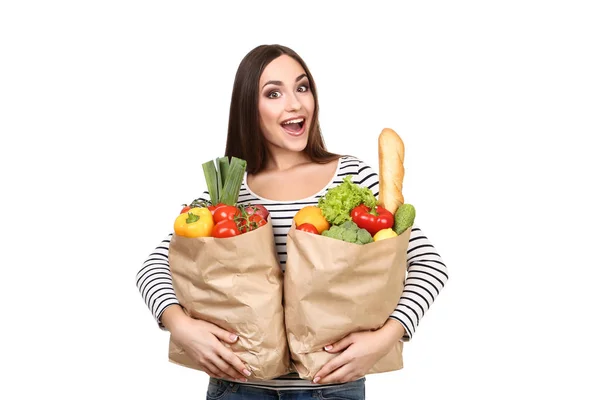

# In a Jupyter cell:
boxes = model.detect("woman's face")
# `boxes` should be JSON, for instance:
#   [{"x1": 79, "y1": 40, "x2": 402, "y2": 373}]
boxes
[{"x1": 258, "y1": 55, "x2": 314, "y2": 155}]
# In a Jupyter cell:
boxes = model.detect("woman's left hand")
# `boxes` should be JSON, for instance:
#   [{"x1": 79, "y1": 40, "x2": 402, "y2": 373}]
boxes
[{"x1": 313, "y1": 319, "x2": 405, "y2": 384}]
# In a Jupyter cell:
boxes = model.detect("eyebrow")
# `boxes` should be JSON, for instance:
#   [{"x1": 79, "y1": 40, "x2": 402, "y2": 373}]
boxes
[{"x1": 262, "y1": 73, "x2": 308, "y2": 89}]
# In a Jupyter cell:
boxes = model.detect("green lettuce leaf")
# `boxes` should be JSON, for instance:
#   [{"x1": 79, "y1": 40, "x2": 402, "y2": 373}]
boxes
[{"x1": 318, "y1": 176, "x2": 377, "y2": 225}]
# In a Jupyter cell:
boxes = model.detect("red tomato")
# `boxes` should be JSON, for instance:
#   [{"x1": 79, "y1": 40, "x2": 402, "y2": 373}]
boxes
[
  {"x1": 180, "y1": 205, "x2": 191, "y2": 214},
  {"x1": 213, "y1": 205, "x2": 241, "y2": 223},
  {"x1": 208, "y1": 203, "x2": 225, "y2": 215},
  {"x1": 297, "y1": 223, "x2": 319, "y2": 234},
  {"x1": 244, "y1": 204, "x2": 270, "y2": 220},
  {"x1": 212, "y1": 220, "x2": 241, "y2": 238},
  {"x1": 239, "y1": 214, "x2": 267, "y2": 233},
  {"x1": 253, "y1": 213, "x2": 266, "y2": 223}
]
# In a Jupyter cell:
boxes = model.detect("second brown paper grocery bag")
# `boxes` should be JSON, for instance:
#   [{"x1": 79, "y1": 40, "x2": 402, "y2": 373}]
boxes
[{"x1": 284, "y1": 222, "x2": 411, "y2": 380}]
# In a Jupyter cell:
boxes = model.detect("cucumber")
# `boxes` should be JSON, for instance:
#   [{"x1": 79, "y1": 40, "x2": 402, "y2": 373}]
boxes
[{"x1": 393, "y1": 204, "x2": 416, "y2": 235}]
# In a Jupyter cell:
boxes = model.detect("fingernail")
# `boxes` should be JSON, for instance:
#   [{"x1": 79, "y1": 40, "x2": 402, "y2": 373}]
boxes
[
  {"x1": 238, "y1": 378, "x2": 247, "y2": 382},
  {"x1": 313, "y1": 377, "x2": 321, "y2": 383},
  {"x1": 324, "y1": 345, "x2": 332, "y2": 351},
  {"x1": 243, "y1": 369, "x2": 251, "y2": 376},
  {"x1": 230, "y1": 334, "x2": 238, "y2": 341}
]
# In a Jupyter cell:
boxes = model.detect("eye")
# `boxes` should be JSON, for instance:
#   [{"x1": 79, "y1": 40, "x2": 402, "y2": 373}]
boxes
[
  {"x1": 297, "y1": 84, "x2": 310, "y2": 93},
  {"x1": 267, "y1": 90, "x2": 281, "y2": 99}
]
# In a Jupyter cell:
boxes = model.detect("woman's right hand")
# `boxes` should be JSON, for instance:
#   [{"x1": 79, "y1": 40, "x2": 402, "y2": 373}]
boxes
[{"x1": 161, "y1": 305, "x2": 251, "y2": 382}]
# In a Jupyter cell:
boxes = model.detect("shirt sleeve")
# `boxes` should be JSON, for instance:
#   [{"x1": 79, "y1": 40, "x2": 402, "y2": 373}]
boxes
[
  {"x1": 135, "y1": 192, "x2": 210, "y2": 329},
  {"x1": 135, "y1": 233, "x2": 179, "y2": 330},
  {"x1": 355, "y1": 158, "x2": 449, "y2": 341}
]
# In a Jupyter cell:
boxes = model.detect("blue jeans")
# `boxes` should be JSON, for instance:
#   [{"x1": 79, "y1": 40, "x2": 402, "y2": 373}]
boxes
[{"x1": 206, "y1": 377, "x2": 366, "y2": 400}]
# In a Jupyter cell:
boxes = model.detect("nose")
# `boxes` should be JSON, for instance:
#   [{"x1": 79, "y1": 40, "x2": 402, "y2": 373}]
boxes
[{"x1": 285, "y1": 92, "x2": 302, "y2": 112}]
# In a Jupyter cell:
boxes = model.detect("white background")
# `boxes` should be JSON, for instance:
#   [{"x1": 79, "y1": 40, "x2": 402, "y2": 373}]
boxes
[{"x1": 1, "y1": 1, "x2": 599, "y2": 399}]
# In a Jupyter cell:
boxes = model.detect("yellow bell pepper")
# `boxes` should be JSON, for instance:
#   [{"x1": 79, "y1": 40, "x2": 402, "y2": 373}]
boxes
[
  {"x1": 373, "y1": 228, "x2": 398, "y2": 241},
  {"x1": 174, "y1": 207, "x2": 214, "y2": 238}
]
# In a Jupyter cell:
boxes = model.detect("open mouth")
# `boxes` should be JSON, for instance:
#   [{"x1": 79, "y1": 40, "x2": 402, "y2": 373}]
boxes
[{"x1": 281, "y1": 118, "x2": 305, "y2": 135}]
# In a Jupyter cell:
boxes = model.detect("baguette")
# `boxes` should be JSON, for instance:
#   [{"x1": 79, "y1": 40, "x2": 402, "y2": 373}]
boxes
[{"x1": 378, "y1": 128, "x2": 405, "y2": 215}]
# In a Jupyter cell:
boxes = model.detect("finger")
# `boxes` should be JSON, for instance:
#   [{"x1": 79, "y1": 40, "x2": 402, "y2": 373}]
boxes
[
  {"x1": 318, "y1": 364, "x2": 355, "y2": 384},
  {"x1": 219, "y1": 348, "x2": 252, "y2": 379},
  {"x1": 202, "y1": 362, "x2": 225, "y2": 379},
  {"x1": 210, "y1": 354, "x2": 247, "y2": 382},
  {"x1": 209, "y1": 325, "x2": 239, "y2": 344},
  {"x1": 198, "y1": 366, "x2": 222, "y2": 380},
  {"x1": 313, "y1": 354, "x2": 350, "y2": 383},
  {"x1": 324, "y1": 334, "x2": 354, "y2": 353}
]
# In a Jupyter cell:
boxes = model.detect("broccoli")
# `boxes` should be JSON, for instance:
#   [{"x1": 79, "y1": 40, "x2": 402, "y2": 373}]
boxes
[
  {"x1": 340, "y1": 221, "x2": 358, "y2": 231},
  {"x1": 356, "y1": 228, "x2": 374, "y2": 244},
  {"x1": 342, "y1": 229, "x2": 358, "y2": 243},
  {"x1": 321, "y1": 221, "x2": 373, "y2": 245},
  {"x1": 322, "y1": 225, "x2": 343, "y2": 240}
]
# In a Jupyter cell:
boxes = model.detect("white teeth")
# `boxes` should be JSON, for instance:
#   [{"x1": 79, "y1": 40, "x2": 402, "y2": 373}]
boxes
[{"x1": 282, "y1": 118, "x2": 304, "y2": 125}]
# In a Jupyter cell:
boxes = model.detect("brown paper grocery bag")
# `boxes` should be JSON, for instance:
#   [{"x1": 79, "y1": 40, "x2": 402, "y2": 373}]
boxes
[
  {"x1": 284, "y1": 222, "x2": 410, "y2": 380},
  {"x1": 167, "y1": 219, "x2": 291, "y2": 380}
]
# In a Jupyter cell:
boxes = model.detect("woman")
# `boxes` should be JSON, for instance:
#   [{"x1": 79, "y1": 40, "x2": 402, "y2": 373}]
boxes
[{"x1": 136, "y1": 44, "x2": 449, "y2": 399}]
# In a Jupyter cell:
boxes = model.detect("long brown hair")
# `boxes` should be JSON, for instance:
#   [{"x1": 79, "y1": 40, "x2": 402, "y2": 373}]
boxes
[{"x1": 224, "y1": 44, "x2": 340, "y2": 174}]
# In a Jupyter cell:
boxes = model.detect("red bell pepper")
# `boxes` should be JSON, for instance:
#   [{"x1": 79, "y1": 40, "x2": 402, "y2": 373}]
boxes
[{"x1": 350, "y1": 204, "x2": 394, "y2": 236}]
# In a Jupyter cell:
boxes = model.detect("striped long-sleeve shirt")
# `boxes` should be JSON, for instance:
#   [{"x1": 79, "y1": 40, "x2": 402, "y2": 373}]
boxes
[{"x1": 135, "y1": 155, "x2": 449, "y2": 390}]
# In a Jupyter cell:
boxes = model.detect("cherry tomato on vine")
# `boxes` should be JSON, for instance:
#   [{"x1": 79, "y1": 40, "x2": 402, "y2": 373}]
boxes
[
  {"x1": 239, "y1": 214, "x2": 267, "y2": 233},
  {"x1": 244, "y1": 204, "x2": 270, "y2": 220},
  {"x1": 207, "y1": 203, "x2": 225, "y2": 215},
  {"x1": 180, "y1": 205, "x2": 191, "y2": 214},
  {"x1": 213, "y1": 205, "x2": 242, "y2": 223},
  {"x1": 212, "y1": 220, "x2": 241, "y2": 238}
]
